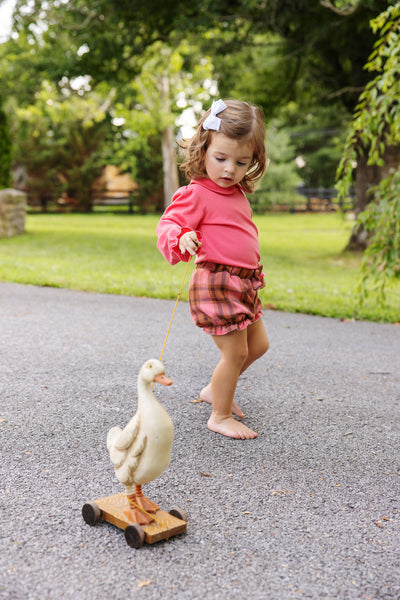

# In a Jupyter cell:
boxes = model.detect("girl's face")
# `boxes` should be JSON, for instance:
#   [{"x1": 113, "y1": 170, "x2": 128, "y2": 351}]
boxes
[{"x1": 204, "y1": 133, "x2": 254, "y2": 188}]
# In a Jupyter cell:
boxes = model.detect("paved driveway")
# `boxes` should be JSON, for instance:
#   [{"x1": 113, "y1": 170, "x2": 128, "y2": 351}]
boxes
[{"x1": 1, "y1": 282, "x2": 399, "y2": 599}]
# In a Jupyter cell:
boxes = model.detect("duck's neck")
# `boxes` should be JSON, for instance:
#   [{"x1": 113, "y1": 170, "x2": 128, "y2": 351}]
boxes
[{"x1": 137, "y1": 380, "x2": 158, "y2": 407}]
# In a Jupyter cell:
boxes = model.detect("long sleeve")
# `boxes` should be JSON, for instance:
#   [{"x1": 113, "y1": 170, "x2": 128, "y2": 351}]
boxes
[{"x1": 156, "y1": 185, "x2": 204, "y2": 265}]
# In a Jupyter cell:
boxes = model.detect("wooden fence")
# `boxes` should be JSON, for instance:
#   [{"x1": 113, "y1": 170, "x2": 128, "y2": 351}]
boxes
[{"x1": 251, "y1": 186, "x2": 355, "y2": 213}]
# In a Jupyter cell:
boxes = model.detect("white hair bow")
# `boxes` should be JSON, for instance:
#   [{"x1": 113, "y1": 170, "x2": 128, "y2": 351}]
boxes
[{"x1": 202, "y1": 99, "x2": 227, "y2": 131}]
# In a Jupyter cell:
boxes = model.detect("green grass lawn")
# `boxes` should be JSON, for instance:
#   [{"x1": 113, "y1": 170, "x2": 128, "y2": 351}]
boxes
[{"x1": 0, "y1": 212, "x2": 398, "y2": 322}]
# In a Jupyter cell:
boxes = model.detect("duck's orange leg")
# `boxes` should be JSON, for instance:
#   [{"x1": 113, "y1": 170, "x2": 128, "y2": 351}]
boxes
[
  {"x1": 133, "y1": 485, "x2": 160, "y2": 513},
  {"x1": 124, "y1": 485, "x2": 160, "y2": 525}
]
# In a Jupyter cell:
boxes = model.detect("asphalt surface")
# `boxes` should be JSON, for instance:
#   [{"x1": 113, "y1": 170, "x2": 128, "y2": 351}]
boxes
[{"x1": 1, "y1": 282, "x2": 399, "y2": 600}]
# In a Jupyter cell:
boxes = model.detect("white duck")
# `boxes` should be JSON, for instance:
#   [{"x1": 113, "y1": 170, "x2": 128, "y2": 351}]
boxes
[{"x1": 106, "y1": 359, "x2": 174, "y2": 525}]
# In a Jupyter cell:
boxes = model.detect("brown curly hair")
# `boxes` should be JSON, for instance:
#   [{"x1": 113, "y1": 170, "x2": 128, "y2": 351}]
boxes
[{"x1": 180, "y1": 99, "x2": 266, "y2": 193}]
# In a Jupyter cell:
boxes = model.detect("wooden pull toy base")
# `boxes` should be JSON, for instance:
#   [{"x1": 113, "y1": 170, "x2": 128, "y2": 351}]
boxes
[{"x1": 82, "y1": 493, "x2": 187, "y2": 548}]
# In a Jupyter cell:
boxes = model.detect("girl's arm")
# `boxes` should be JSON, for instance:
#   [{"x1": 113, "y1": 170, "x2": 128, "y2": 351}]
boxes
[{"x1": 156, "y1": 187, "x2": 203, "y2": 265}]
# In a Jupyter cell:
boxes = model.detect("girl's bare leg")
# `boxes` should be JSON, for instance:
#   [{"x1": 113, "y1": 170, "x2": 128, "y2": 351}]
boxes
[
  {"x1": 202, "y1": 319, "x2": 269, "y2": 419},
  {"x1": 207, "y1": 328, "x2": 255, "y2": 438},
  {"x1": 200, "y1": 383, "x2": 245, "y2": 417}
]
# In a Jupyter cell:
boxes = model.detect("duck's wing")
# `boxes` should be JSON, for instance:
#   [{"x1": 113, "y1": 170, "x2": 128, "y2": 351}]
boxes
[
  {"x1": 107, "y1": 426, "x2": 126, "y2": 469},
  {"x1": 107, "y1": 426, "x2": 122, "y2": 450},
  {"x1": 107, "y1": 414, "x2": 140, "y2": 470},
  {"x1": 108, "y1": 414, "x2": 140, "y2": 451},
  {"x1": 115, "y1": 434, "x2": 147, "y2": 484}
]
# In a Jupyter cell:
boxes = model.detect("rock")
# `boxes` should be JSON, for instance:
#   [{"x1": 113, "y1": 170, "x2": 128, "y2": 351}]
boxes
[{"x1": 0, "y1": 188, "x2": 27, "y2": 238}]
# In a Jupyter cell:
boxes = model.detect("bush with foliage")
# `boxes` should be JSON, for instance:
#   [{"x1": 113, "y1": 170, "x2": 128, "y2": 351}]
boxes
[
  {"x1": 251, "y1": 121, "x2": 303, "y2": 212},
  {"x1": 10, "y1": 82, "x2": 112, "y2": 211},
  {"x1": 337, "y1": 2, "x2": 400, "y2": 302}
]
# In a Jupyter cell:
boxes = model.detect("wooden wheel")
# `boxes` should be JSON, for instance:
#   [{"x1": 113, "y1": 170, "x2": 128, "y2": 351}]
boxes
[
  {"x1": 125, "y1": 524, "x2": 145, "y2": 548},
  {"x1": 82, "y1": 502, "x2": 102, "y2": 526},
  {"x1": 169, "y1": 506, "x2": 187, "y2": 522}
]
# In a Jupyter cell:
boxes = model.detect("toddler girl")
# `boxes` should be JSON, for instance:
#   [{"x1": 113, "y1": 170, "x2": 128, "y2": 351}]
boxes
[{"x1": 156, "y1": 99, "x2": 269, "y2": 439}]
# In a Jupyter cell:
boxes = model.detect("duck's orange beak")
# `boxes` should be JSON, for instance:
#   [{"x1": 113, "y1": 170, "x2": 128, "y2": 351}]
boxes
[{"x1": 154, "y1": 373, "x2": 173, "y2": 386}]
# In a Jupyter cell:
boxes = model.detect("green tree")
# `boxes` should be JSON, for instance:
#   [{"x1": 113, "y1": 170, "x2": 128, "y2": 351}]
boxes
[
  {"x1": 9, "y1": 1, "x2": 385, "y2": 112},
  {"x1": 107, "y1": 107, "x2": 164, "y2": 212},
  {"x1": 2, "y1": 4, "x2": 218, "y2": 209},
  {"x1": 125, "y1": 39, "x2": 216, "y2": 208},
  {"x1": 252, "y1": 119, "x2": 303, "y2": 212},
  {"x1": 207, "y1": 2, "x2": 388, "y2": 193},
  {"x1": 5, "y1": 0, "x2": 393, "y2": 218},
  {"x1": 11, "y1": 82, "x2": 113, "y2": 210},
  {"x1": 337, "y1": 2, "x2": 400, "y2": 300}
]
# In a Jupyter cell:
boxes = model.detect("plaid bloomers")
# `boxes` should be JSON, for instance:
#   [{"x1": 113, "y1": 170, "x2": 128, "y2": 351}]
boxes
[{"x1": 188, "y1": 261, "x2": 265, "y2": 335}]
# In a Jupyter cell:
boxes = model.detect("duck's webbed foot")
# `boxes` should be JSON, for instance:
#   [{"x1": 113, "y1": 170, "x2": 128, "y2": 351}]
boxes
[
  {"x1": 134, "y1": 494, "x2": 160, "y2": 513},
  {"x1": 124, "y1": 484, "x2": 160, "y2": 524},
  {"x1": 123, "y1": 505, "x2": 154, "y2": 525}
]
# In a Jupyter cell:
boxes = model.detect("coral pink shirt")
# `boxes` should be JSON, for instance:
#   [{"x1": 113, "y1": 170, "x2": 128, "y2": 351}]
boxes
[{"x1": 156, "y1": 178, "x2": 261, "y2": 268}]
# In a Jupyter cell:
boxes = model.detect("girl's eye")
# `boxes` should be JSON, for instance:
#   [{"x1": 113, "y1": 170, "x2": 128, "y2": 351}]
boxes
[
  {"x1": 237, "y1": 162, "x2": 246, "y2": 166},
  {"x1": 215, "y1": 157, "x2": 225, "y2": 162}
]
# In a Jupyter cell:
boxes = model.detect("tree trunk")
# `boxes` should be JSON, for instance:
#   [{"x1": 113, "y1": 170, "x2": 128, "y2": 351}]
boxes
[
  {"x1": 160, "y1": 74, "x2": 179, "y2": 210},
  {"x1": 346, "y1": 145, "x2": 400, "y2": 250},
  {"x1": 161, "y1": 124, "x2": 180, "y2": 209}
]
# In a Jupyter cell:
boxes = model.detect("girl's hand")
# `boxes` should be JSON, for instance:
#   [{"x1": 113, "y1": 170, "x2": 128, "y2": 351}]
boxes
[{"x1": 179, "y1": 231, "x2": 202, "y2": 256}]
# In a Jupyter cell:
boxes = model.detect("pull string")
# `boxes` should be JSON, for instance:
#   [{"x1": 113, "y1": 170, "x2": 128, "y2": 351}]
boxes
[{"x1": 159, "y1": 257, "x2": 192, "y2": 362}]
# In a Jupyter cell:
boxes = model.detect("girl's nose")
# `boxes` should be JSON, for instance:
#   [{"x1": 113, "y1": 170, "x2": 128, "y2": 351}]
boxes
[{"x1": 224, "y1": 161, "x2": 234, "y2": 175}]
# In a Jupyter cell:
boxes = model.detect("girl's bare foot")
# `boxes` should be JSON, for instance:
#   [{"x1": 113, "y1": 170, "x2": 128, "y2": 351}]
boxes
[
  {"x1": 200, "y1": 384, "x2": 245, "y2": 418},
  {"x1": 207, "y1": 415, "x2": 258, "y2": 440}
]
